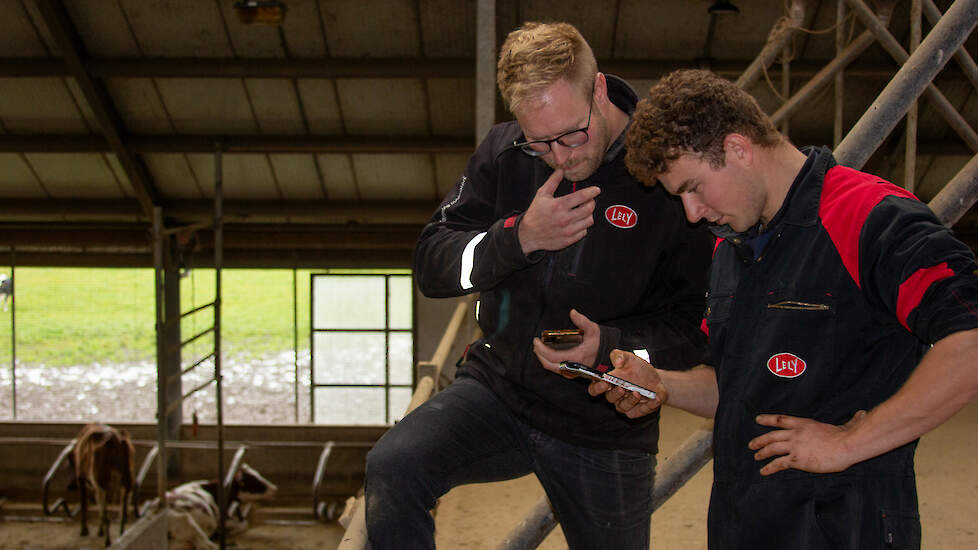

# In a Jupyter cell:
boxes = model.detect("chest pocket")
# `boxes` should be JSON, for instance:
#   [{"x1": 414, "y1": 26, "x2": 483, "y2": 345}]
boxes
[{"x1": 746, "y1": 287, "x2": 837, "y2": 416}]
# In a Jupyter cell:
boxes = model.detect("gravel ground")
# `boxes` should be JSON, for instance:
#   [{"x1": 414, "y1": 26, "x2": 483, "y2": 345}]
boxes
[{"x1": 0, "y1": 350, "x2": 313, "y2": 424}]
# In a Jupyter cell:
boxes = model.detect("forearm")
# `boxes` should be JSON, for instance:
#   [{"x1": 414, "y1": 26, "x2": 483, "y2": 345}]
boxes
[
  {"x1": 659, "y1": 365, "x2": 719, "y2": 419},
  {"x1": 840, "y1": 328, "x2": 978, "y2": 466}
]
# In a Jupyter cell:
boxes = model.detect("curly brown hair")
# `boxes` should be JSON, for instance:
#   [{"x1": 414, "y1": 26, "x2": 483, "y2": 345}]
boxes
[
  {"x1": 496, "y1": 22, "x2": 597, "y2": 113},
  {"x1": 624, "y1": 69, "x2": 781, "y2": 186}
]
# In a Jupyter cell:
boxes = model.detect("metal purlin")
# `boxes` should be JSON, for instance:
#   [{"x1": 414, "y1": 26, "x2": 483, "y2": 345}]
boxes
[{"x1": 151, "y1": 142, "x2": 228, "y2": 547}]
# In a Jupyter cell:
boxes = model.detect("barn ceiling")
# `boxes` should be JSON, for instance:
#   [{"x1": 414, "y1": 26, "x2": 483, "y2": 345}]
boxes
[{"x1": 0, "y1": 0, "x2": 975, "y2": 268}]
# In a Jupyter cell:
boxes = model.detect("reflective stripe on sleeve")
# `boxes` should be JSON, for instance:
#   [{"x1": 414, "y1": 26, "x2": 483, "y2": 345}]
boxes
[
  {"x1": 633, "y1": 349, "x2": 651, "y2": 362},
  {"x1": 460, "y1": 232, "x2": 488, "y2": 290}
]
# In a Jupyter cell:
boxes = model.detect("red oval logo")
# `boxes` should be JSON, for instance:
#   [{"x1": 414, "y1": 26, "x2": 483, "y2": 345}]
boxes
[
  {"x1": 767, "y1": 352, "x2": 807, "y2": 378},
  {"x1": 605, "y1": 205, "x2": 637, "y2": 229}
]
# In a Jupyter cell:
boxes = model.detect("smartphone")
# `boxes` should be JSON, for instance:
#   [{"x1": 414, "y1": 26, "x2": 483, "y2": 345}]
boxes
[
  {"x1": 559, "y1": 361, "x2": 657, "y2": 400},
  {"x1": 541, "y1": 329, "x2": 583, "y2": 350}
]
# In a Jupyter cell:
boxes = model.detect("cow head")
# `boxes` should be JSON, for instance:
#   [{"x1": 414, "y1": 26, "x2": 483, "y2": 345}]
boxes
[{"x1": 234, "y1": 463, "x2": 278, "y2": 503}]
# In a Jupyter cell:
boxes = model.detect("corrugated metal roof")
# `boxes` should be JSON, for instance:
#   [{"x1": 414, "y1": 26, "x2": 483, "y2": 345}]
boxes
[{"x1": 0, "y1": 0, "x2": 974, "y2": 267}]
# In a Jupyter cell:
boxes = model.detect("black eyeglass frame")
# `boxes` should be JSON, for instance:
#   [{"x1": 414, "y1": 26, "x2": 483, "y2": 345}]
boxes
[{"x1": 512, "y1": 84, "x2": 594, "y2": 157}]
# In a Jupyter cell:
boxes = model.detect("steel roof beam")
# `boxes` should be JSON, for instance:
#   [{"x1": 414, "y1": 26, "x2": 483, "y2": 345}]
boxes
[
  {"x1": 0, "y1": 249, "x2": 415, "y2": 269},
  {"x1": 0, "y1": 198, "x2": 439, "y2": 225},
  {"x1": 34, "y1": 0, "x2": 159, "y2": 215},
  {"x1": 0, "y1": 222, "x2": 422, "y2": 251},
  {"x1": 0, "y1": 135, "x2": 473, "y2": 154},
  {"x1": 1, "y1": 56, "x2": 962, "y2": 81},
  {"x1": 0, "y1": 133, "x2": 972, "y2": 157}
]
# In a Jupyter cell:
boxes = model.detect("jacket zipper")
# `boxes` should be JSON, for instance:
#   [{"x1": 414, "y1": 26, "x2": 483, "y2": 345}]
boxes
[{"x1": 767, "y1": 300, "x2": 831, "y2": 311}]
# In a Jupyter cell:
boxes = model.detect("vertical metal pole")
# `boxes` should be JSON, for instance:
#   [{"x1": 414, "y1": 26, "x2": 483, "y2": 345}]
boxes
[
  {"x1": 905, "y1": 0, "x2": 921, "y2": 192},
  {"x1": 214, "y1": 143, "x2": 226, "y2": 549},
  {"x1": 293, "y1": 266, "x2": 299, "y2": 423},
  {"x1": 152, "y1": 206, "x2": 168, "y2": 508},
  {"x1": 310, "y1": 273, "x2": 316, "y2": 423},
  {"x1": 384, "y1": 276, "x2": 391, "y2": 424},
  {"x1": 475, "y1": 0, "x2": 496, "y2": 144},
  {"x1": 833, "y1": 0, "x2": 846, "y2": 147},
  {"x1": 163, "y1": 231, "x2": 182, "y2": 475},
  {"x1": 780, "y1": 46, "x2": 791, "y2": 135},
  {"x1": 9, "y1": 255, "x2": 15, "y2": 420}
]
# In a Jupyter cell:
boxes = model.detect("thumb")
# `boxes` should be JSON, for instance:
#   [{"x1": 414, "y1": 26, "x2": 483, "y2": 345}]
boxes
[
  {"x1": 538, "y1": 168, "x2": 564, "y2": 197},
  {"x1": 568, "y1": 308, "x2": 591, "y2": 329}
]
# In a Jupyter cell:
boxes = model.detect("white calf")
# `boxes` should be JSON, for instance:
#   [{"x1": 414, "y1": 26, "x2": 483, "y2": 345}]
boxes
[
  {"x1": 166, "y1": 483, "x2": 220, "y2": 550},
  {"x1": 160, "y1": 463, "x2": 277, "y2": 550}
]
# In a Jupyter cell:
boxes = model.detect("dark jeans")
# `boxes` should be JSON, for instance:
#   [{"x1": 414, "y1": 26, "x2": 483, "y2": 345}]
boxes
[{"x1": 365, "y1": 376, "x2": 655, "y2": 550}]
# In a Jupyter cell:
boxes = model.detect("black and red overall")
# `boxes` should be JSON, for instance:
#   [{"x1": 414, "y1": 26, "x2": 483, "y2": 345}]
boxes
[{"x1": 703, "y1": 147, "x2": 978, "y2": 550}]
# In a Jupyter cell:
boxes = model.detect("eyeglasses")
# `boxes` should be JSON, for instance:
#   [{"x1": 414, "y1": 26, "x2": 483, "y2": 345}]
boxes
[{"x1": 512, "y1": 85, "x2": 593, "y2": 157}]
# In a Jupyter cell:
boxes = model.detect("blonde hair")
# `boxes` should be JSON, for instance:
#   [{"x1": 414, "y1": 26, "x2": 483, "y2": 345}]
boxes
[{"x1": 496, "y1": 22, "x2": 597, "y2": 113}]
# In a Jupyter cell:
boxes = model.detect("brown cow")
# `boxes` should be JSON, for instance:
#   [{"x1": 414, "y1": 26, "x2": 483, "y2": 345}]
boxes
[{"x1": 72, "y1": 422, "x2": 135, "y2": 546}]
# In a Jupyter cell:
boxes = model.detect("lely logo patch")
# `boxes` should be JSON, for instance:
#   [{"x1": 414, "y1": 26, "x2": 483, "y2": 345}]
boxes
[
  {"x1": 605, "y1": 205, "x2": 637, "y2": 228},
  {"x1": 767, "y1": 352, "x2": 807, "y2": 378}
]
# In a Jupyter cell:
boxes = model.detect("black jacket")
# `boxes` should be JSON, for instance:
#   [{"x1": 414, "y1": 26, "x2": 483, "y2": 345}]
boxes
[
  {"x1": 413, "y1": 76, "x2": 713, "y2": 452},
  {"x1": 705, "y1": 148, "x2": 978, "y2": 549}
]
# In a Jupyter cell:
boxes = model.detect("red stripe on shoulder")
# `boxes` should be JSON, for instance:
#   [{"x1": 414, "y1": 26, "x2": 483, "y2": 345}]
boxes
[
  {"x1": 504, "y1": 215, "x2": 517, "y2": 228},
  {"x1": 897, "y1": 262, "x2": 955, "y2": 330},
  {"x1": 712, "y1": 237, "x2": 723, "y2": 257},
  {"x1": 819, "y1": 166, "x2": 919, "y2": 288}
]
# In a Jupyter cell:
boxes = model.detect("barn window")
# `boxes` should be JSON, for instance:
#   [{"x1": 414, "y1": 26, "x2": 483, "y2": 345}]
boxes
[{"x1": 310, "y1": 273, "x2": 415, "y2": 425}]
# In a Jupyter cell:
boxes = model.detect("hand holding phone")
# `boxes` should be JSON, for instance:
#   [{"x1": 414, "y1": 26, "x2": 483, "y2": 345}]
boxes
[{"x1": 559, "y1": 361, "x2": 657, "y2": 400}]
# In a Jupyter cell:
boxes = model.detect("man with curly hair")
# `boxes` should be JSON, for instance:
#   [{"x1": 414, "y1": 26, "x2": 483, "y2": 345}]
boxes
[
  {"x1": 364, "y1": 25, "x2": 714, "y2": 549},
  {"x1": 581, "y1": 68, "x2": 978, "y2": 549}
]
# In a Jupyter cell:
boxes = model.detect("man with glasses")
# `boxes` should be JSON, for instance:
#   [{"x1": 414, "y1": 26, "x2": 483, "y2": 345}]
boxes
[{"x1": 364, "y1": 22, "x2": 714, "y2": 549}]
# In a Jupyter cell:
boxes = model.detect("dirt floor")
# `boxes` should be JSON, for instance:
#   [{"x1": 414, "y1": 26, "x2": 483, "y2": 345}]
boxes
[{"x1": 3, "y1": 401, "x2": 978, "y2": 549}]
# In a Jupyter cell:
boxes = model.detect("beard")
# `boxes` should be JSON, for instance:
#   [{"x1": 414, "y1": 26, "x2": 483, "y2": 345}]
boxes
[
  {"x1": 546, "y1": 152, "x2": 602, "y2": 182},
  {"x1": 545, "y1": 110, "x2": 609, "y2": 182}
]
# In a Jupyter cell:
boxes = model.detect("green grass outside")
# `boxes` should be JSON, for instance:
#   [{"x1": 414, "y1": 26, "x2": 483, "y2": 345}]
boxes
[{"x1": 0, "y1": 267, "x2": 407, "y2": 367}]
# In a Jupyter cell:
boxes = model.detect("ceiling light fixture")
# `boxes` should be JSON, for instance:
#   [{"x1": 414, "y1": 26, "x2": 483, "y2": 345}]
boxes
[
  {"x1": 708, "y1": 0, "x2": 740, "y2": 15},
  {"x1": 233, "y1": 1, "x2": 288, "y2": 25}
]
